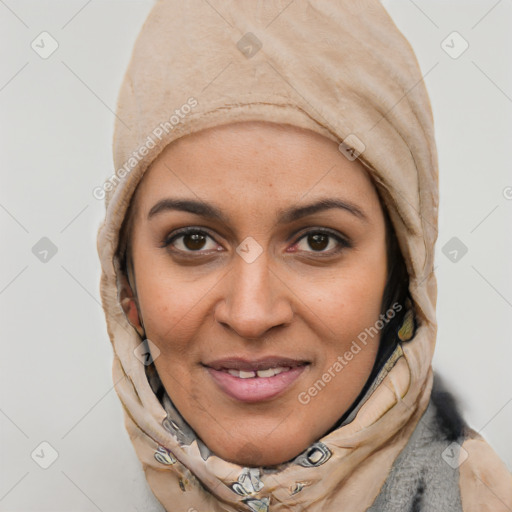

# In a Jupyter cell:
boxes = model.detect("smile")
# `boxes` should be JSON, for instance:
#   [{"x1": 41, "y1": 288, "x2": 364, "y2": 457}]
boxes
[
  {"x1": 224, "y1": 366, "x2": 291, "y2": 378},
  {"x1": 203, "y1": 357, "x2": 310, "y2": 403}
]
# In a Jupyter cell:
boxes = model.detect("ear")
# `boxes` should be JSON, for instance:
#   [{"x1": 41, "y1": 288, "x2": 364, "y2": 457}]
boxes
[{"x1": 118, "y1": 271, "x2": 145, "y2": 338}]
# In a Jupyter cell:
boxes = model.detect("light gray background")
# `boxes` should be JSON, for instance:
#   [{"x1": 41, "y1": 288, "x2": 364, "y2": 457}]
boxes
[{"x1": 1, "y1": 1, "x2": 511, "y2": 510}]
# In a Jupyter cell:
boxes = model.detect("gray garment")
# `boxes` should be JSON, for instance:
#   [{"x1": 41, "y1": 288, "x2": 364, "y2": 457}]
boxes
[{"x1": 368, "y1": 395, "x2": 464, "y2": 512}]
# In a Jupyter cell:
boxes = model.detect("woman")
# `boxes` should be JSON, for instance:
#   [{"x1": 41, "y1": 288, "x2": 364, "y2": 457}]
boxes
[{"x1": 96, "y1": 0, "x2": 512, "y2": 510}]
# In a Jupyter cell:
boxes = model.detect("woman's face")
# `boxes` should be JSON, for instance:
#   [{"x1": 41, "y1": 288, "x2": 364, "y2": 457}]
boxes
[{"x1": 122, "y1": 120, "x2": 388, "y2": 467}]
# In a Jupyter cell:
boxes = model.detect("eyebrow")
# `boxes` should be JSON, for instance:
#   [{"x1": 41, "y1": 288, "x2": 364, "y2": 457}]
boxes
[{"x1": 147, "y1": 197, "x2": 369, "y2": 224}]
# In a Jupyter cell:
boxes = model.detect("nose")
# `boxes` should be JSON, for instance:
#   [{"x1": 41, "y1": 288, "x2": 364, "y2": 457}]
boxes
[{"x1": 214, "y1": 251, "x2": 294, "y2": 340}]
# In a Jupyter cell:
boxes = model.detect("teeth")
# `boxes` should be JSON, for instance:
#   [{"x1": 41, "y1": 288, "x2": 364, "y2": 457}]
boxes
[
  {"x1": 225, "y1": 367, "x2": 291, "y2": 378},
  {"x1": 239, "y1": 370, "x2": 257, "y2": 379},
  {"x1": 256, "y1": 368, "x2": 276, "y2": 378},
  {"x1": 227, "y1": 369, "x2": 256, "y2": 378}
]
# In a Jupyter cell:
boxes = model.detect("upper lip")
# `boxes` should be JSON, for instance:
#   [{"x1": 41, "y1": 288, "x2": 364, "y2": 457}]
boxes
[{"x1": 204, "y1": 357, "x2": 310, "y2": 372}]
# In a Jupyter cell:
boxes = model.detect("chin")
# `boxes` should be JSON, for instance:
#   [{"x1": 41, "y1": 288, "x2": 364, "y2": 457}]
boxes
[{"x1": 211, "y1": 433, "x2": 310, "y2": 468}]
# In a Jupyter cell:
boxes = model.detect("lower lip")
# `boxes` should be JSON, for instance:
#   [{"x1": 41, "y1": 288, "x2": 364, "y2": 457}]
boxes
[{"x1": 206, "y1": 365, "x2": 308, "y2": 403}]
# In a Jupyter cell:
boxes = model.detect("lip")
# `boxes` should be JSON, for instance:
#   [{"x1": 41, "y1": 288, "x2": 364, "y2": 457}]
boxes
[
  {"x1": 203, "y1": 357, "x2": 310, "y2": 403},
  {"x1": 204, "y1": 356, "x2": 309, "y2": 371}
]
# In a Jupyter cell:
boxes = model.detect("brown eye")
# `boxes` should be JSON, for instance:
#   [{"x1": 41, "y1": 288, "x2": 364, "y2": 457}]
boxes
[
  {"x1": 164, "y1": 228, "x2": 219, "y2": 253},
  {"x1": 307, "y1": 233, "x2": 329, "y2": 251},
  {"x1": 183, "y1": 232, "x2": 207, "y2": 250},
  {"x1": 294, "y1": 229, "x2": 350, "y2": 254}
]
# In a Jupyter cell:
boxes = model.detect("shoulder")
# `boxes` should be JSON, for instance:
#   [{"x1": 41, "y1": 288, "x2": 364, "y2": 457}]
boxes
[
  {"x1": 458, "y1": 427, "x2": 512, "y2": 512},
  {"x1": 424, "y1": 374, "x2": 512, "y2": 512},
  {"x1": 368, "y1": 372, "x2": 512, "y2": 511},
  {"x1": 368, "y1": 374, "x2": 465, "y2": 511}
]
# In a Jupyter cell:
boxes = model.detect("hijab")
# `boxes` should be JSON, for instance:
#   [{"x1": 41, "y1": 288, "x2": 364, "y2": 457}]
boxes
[{"x1": 96, "y1": 1, "x2": 456, "y2": 510}]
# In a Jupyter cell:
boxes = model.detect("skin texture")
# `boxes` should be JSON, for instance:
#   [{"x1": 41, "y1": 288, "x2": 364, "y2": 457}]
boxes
[{"x1": 119, "y1": 120, "x2": 388, "y2": 467}]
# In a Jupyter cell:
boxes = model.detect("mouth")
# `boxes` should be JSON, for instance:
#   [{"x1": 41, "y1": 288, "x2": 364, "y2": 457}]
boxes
[{"x1": 203, "y1": 357, "x2": 310, "y2": 403}]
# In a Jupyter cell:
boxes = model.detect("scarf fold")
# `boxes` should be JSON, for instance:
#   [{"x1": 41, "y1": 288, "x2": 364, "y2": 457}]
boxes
[{"x1": 97, "y1": 1, "x2": 441, "y2": 510}]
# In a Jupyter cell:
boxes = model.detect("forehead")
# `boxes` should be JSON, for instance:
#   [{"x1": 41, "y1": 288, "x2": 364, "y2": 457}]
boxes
[{"x1": 132, "y1": 121, "x2": 381, "y2": 219}]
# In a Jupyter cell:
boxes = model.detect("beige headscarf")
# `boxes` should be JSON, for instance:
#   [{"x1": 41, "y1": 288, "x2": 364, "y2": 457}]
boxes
[{"x1": 96, "y1": 1, "x2": 512, "y2": 510}]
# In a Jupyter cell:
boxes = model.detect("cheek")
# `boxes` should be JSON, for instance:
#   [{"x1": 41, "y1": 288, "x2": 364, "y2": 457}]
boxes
[
  {"x1": 301, "y1": 279, "x2": 383, "y2": 353},
  {"x1": 135, "y1": 268, "x2": 214, "y2": 354},
  {"x1": 304, "y1": 254, "x2": 387, "y2": 328}
]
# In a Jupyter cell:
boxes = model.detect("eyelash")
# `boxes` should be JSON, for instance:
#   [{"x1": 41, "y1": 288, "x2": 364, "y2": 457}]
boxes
[{"x1": 162, "y1": 226, "x2": 351, "y2": 256}]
